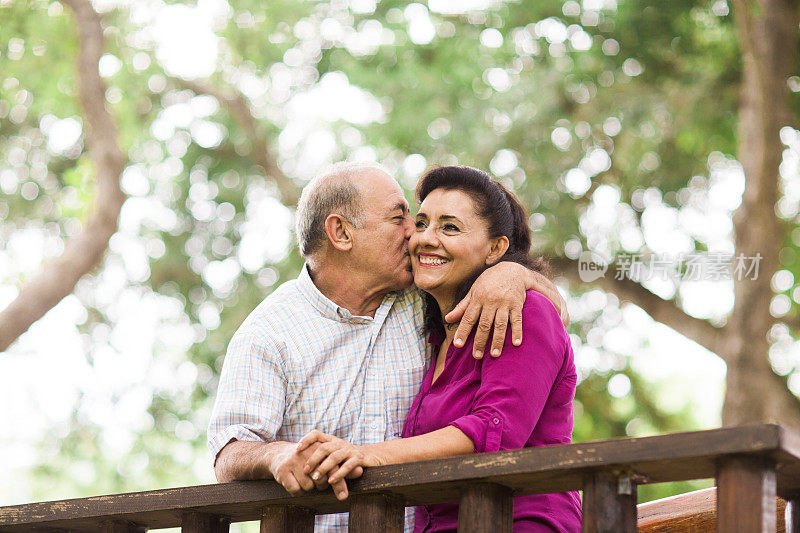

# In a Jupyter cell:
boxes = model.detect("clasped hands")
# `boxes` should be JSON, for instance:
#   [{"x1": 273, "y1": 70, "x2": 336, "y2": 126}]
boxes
[{"x1": 276, "y1": 429, "x2": 376, "y2": 501}]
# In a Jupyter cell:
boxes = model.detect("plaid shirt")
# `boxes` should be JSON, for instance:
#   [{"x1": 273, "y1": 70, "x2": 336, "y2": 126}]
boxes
[{"x1": 208, "y1": 265, "x2": 428, "y2": 532}]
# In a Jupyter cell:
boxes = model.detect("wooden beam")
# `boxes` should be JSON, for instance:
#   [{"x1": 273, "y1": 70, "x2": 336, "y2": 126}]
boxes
[
  {"x1": 457, "y1": 483, "x2": 513, "y2": 533},
  {"x1": 99, "y1": 519, "x2": 145, "y2": 533},
  {"x1": 1, "y1": 424, "x2": 799, "y2": 531},
  {"x1": 180, "y1": 511, "x2": 229, "y2": 533},
  {"x1": 581, "y1": 472, "x2": 637, "y2": 533},
  {"x1": 348, "y1": 493, "x2": 404, "y2": 533},
  {"x1": 260, "y1": 506, "x2": 315, "y2": 533},
  {"x1": 717, "y1": 456, "x2": 777, "y2": 533}
]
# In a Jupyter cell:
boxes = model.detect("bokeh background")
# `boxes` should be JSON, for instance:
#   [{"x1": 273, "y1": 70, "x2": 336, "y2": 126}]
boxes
[{"x1": 3, "y1": 0, "x2": 800, "y2": 528}]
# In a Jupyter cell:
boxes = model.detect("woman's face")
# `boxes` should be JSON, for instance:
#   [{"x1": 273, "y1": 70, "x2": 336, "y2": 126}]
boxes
[{"x1": 410, "y1": 188, "x2": 508, "y2": 301}]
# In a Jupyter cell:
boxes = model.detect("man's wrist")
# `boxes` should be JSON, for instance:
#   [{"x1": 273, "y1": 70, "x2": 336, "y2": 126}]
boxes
[
  {"x1": 262, "y1": 441, "x2": 293, "y2": 477},
  {"x1": 505, "y1": 262, "x2": 533, "y2": 295},
  {"x1": 491, "y1": 259, "x2": 537, "y2": 289},
  {"x1": 262, "y1": 443, "x2": 278, "y2": 478}
]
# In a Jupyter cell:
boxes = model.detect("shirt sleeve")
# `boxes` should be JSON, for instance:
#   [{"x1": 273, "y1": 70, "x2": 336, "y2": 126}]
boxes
[
  {"x1": 206, "y1": 325, "x2": 287, "y2": 462},
  {"x1": 449, "y1": 291, "x2": 568, "y2": 453}
]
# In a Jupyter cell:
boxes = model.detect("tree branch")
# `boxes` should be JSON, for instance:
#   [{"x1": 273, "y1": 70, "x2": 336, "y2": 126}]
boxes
[
  {"x1": 552, "y1": 257, "x2": 725, "y2": 356},
  {"x1": 0, "y1": 0, "x2": 126, "y2": 352},
  {"x1": 174, "y1": 78, "x2": 300, "y2": 205}
]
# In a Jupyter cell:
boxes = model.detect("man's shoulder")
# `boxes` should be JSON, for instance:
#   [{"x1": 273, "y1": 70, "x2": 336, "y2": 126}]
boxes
[
  {"x1": 254, "y1": 278, "x2": 303, "y2": 311},
  {"x1": 234, "y1": 279, "x2": 309, "y2": 338}
]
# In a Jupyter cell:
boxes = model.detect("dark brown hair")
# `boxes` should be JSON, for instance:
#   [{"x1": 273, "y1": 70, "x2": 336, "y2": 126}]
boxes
[{"x1": 415, "y1": 165, "x2": 550, "y2": 337}]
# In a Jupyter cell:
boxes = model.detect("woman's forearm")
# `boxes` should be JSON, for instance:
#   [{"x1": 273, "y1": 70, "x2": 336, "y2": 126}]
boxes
[{"x1": 363, "y1": 425, "x2": 475, "y2": 466}]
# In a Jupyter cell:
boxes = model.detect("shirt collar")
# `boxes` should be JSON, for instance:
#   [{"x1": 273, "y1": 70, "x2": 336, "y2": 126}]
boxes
[{"x1": 297, "y1": 263, "x2": 398, "y2": 325}]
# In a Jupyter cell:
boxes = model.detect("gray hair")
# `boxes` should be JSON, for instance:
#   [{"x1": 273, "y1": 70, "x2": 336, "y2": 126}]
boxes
[{"x1": 295, "y1": 162, "x2": 388, "y2": 258}]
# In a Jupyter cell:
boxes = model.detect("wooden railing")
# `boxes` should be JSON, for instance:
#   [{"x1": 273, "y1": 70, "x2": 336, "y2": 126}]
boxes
[
  {"x1": 637, "y1": 487, "x2": 788, "y2": 531},
  {"x1": 2, "y1": 423, "x2": 800, "y2": 532}
]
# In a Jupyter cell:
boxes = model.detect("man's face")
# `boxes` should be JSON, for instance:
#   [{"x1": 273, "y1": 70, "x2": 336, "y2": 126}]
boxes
[{"x1": 349, "y1": 170, "x2": 415, "y2": 293}]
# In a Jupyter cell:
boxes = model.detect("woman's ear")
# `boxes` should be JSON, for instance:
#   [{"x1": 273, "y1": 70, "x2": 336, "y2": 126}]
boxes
[
  {"x1": 485, "y1": 236, "x2": 510, "y2": 265},
  {"x1": 324, "y1": 213, "x2": 354, "y2": 252}
]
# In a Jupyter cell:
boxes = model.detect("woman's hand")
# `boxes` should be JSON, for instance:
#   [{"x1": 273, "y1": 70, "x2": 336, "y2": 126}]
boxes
[{"x1": 296, "y1": 430, "x2": 379, "y2": 499}]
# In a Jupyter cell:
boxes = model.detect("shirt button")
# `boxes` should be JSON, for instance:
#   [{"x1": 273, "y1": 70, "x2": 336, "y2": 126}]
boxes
[
  {"x1": 492, "y1": 417, "x2": 500, "y2": 425},
  {"x1": 370, "y1": 422, "x2": 378, "y2": 429}
]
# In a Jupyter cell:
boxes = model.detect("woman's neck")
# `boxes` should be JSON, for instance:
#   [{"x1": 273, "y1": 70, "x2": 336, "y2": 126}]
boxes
[{"x1": 432, "y1": 290, "x2": 457, "y2": 340}]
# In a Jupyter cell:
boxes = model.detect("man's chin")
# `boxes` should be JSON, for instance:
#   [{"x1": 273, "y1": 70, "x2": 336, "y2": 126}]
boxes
[{"x1": 395, "y1": 270, "x2": 414, "y2": 290}]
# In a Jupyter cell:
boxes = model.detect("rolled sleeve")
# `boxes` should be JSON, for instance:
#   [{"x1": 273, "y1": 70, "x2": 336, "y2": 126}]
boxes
[
  {"x1": 207, "y1": 425, "x2": 270, "y2": 460},
  {"x1": 455, "y1": 291, "x2": 568, "y2": 453},
  {"x1": 207, "y1": 327, "x2": 287, "y2": 462},
  {"x1": 450, "y1": 412, "x2": 504, "y2": 453}
]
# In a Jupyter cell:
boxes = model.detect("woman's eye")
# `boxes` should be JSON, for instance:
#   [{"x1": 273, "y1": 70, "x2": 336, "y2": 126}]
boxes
[
  {"x1": 415, "y1": 220, "x2": 427, "y2": 229},
  {"x1": 443, "y1": 223, "x2": 459, "y2": 231}
]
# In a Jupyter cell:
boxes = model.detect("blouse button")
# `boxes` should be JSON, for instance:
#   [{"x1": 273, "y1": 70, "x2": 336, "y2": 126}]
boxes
[{"x1": 492, "y1": 417, "x2": 500, "y2": 425}]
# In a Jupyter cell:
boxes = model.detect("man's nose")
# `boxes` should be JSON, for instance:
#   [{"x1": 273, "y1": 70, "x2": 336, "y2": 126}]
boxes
[{"x1": 403, "y1": 217, "x2": 414, "y2": 238}]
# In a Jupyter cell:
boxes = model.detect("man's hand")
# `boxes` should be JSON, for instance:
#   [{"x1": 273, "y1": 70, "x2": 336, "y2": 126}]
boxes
[
  {"x1": 297, "y1": 430, "x2": 371, "y2": 500},
  {"x1": 445, "y1": 262, "x2": 568, "y2": 358},
  {"x1": 267, "y1": 441, "x2": 329, "y2": 496},
  {"x1": 214, "y1": 439, "x2": 355, "y2": 498}
]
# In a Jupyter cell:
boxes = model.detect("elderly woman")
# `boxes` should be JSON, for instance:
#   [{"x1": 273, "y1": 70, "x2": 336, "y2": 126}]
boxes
[{"x1": 298, "y1": 166, "x2": 582, "y2": 532}]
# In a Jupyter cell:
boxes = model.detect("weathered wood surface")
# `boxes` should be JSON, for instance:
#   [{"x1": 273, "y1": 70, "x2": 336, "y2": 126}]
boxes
[
  {"x1": 456, "y1": 483, "x2": 513, "y2": 533},
  {"x1": 180, "y1": 511, "x2": 230, "y2": 533},
  {"x1": 348, "y1": 493, "x2": 404, "y2": 533},
  {"x1": 717, "y1": 456, "x2": 777, "y2": 532},
  {"x1": 98, "y1": 519, "x2": 146, "y2": 533},
  {"x1": 1, "y1": 424, "x2": 799, "y2": 531},
  {"x1": 259, "y1": 506, "x2": 315, "y2": 533},
  {"x1": 582, "y1": 472, "x2": 637, "y2": 533},
  {"x1": 637, "y1": 487, "x2": 787, "y2": 532}
]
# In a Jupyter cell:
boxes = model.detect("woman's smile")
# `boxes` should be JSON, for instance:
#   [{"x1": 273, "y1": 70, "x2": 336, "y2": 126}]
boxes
[{"x1": 417, "y1": 252, "x2": 450, "y2": 267}]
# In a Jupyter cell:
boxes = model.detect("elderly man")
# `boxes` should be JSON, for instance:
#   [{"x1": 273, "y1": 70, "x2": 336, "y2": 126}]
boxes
[{"x1": 208, "y1": 162, "x2": 565, "y2": 531}]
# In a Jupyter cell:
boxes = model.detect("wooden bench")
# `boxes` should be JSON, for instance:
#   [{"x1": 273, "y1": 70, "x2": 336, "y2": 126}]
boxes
[{"x1": 2, "y1": 424, "x2": 799, "y2": 532}]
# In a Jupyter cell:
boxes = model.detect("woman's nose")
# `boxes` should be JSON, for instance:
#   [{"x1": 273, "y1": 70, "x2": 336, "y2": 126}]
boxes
[{"x1": 418, "y1": 224, "x2": 439, "y2": 246}]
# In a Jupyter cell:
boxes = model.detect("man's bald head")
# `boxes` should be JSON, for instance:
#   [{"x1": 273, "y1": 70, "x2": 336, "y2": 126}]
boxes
[{"x1": 295, "y1": 161, "x2": 391, "y2": 259}]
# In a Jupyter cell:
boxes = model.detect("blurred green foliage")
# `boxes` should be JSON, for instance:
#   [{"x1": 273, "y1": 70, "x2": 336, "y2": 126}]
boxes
[{"x1": 0, "y1": 0, "x2": 773, "y2": 509}]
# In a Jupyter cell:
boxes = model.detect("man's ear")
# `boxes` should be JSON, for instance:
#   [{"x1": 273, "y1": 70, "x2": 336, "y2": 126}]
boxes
[
  {"x1": 485, "y1": 236, "x2": 510, "y2": 265},
  {"x1": 325, "y1": 213, "x2": 354, "y2": 252}
]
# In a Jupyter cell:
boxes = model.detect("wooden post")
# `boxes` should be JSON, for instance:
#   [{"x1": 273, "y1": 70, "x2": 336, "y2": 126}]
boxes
[
  {"x1": 348, "y1": 493, "x2": 404, "y2": 533},
  {"x1": 717, "y1": 456, "x2": 776, "y2": 533},
  {"x1": 582, "y1": 472, "x2": 637, "y2": 533},
  {"x1": 786, "y1": 495, "x2": 800, "y2": 533},
  {"x1": 181, "y1": 511, "x2": 230, "y2": 533},
  {"x1": 100, "y1": 520, "x2": 145, "y2": 533},
  {"x1": 260, "y1": 506, "x2": 315, "y2": 533},
  {"x1": 457, "y1": 482, "x2": 513, "y2": 533}
]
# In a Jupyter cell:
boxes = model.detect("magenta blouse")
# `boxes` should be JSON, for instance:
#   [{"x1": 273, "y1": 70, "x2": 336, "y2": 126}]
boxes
[{"x1": 401, "y1": 290, "x2": 582, "y2": 532}]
